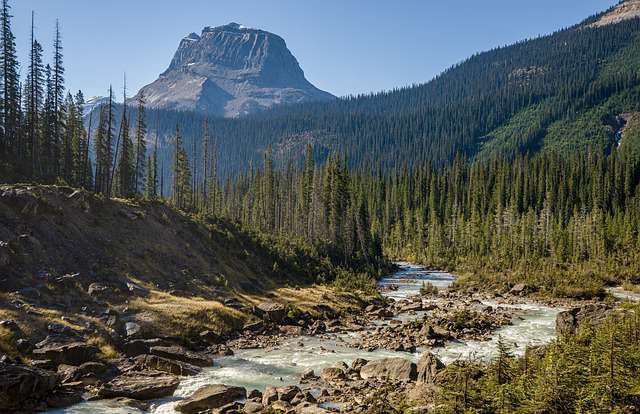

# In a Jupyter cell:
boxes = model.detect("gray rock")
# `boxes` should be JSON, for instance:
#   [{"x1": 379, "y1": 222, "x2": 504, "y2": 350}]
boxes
[
  {"x1": 134, "y1": 23, "x2": 335, "y2": 118},
  {"x1": 150, "y1": 345, "x2": 213, "y2": 367},
  {"x1": 174, "y1": 384, "x2": 246, "y2": 413},
  {"x1": 99, "y1": 371, "x2": 180, "y2": 400},
  {"x1": 359, "y1": 358, "x2": 417, "y2": 382},
  {"x1": 135, "y1": 354, "x2": 202, "y2": 376},
  {"x1": 122, "y1": 338, "x2": 173, "y2": 357},
  {"x1": 0, "y1": 362, "x2": 58, "y2": 412},
  {"x1": 320, "y1": 367, "x2": 346, "y2": 382},
  {"x1": 243, "y1": 401, "x2": 264, "y2": 413},
  {"x1": 255, "y1": 301, "x2": 287, "y2": 322},
  {"x1": 32, "y1": 342, "x2": 99, "y2": 366},
  {"x1": 416, "y1": 352, "x2": 445, "y2": 384}
]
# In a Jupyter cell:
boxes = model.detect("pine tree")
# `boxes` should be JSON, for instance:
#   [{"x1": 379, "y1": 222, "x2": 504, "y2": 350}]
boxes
[
  {"x1": 24, "y1": 14, "x2": 44, "y2": 179},
  {"x1": 51, "y1": 19, "x2": 65, "y2": 178},
  {"x1": 0, "y1": 0, "x2": 19, "y2": 163},
  {"x1": 133, "y1": 92, "x2": 147, "y2": 195}
]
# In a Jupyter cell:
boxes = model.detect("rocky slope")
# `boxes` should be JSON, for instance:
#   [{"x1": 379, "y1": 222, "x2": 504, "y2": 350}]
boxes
[
  {"x1": 589, "y1": 0, "x2": 640, "y2": 27},
  {"x1": 135, "y1": 23, "x2": 335, "y2": 117}
]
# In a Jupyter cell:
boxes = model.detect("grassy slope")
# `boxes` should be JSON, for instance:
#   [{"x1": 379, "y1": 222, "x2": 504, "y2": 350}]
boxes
[{"x1": 0, "y1": 185, "x2": 373, "y2": 356}]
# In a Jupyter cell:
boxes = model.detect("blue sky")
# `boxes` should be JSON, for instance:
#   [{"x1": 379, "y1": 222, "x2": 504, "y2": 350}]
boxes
[{"x1": 12, "y1": 0, "x2": 618, "y2": 99}]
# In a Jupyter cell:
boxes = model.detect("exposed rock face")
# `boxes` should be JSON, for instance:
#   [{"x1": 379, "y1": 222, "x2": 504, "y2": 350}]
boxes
[
  {"x1": 135, "y1": 23, "x2": 334, "y2": 117},
  {"x1": 0, "y1": 363, "x2": 58, "y2": 412},
  {"x1": 149, "y1": 345, "x2": 213, "y2": 367},
  {"x1": 174, "y1": 384, "x2": 246, "y2": 413},
  {"x1": 416, "y1": 352, "x2": 445, "y2": 384},
  {"x1": 556, "y1": 304, "x2": 613, "y2": 337},
  {"x1": 32, "y1": 342, "x2": 99, "y2": 366},
  {"x1": 589, "y1": 0, "x2": 640, "y2": 28}
]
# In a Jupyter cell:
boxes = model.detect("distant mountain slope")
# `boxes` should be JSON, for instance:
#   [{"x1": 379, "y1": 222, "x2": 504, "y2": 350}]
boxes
[
  {"x1": 134, "y1": 23, "x2": 334, "y2": 117},
  {"x1": 91, "y1": 2, "x2": 640, "y2": 192}
]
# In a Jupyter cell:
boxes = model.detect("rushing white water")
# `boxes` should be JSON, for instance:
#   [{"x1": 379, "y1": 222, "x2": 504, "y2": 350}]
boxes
[
  {"x1": 50, "y1": 263, "x2": 562, "y2": 413},
  {"x1": 607, "y1": 286, "x2": 640, "y2": 303}
]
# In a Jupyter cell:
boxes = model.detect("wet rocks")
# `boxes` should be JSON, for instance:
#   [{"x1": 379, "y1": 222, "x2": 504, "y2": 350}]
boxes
[
  {"x1": 0, "y1": 362, "x2": 58, "y2": 412},
  {"x1": 359, "y1": 357, "x2": 417, "y2": 382},
  {"x1": 98, "y1": 371, "x2": 180, "y2": 400},
  {"x1": 175, "y1": 384, "x2": 246, "y2": 413}
]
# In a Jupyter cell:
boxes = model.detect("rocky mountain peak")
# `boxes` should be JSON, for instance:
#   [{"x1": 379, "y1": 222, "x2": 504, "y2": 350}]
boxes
[{"x1": 135, "y1": 23, "x2": 334, "y2": 118}]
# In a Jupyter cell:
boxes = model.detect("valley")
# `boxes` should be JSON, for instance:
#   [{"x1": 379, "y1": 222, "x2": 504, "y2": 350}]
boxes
[{"x1": 2, "y1": 0, "x2": 640, "y2": 412}]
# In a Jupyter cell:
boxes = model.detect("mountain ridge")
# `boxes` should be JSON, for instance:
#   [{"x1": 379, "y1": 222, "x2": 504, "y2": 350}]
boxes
[{"x1": 134, "y1": 23, "x2": 335, "y2": 118}]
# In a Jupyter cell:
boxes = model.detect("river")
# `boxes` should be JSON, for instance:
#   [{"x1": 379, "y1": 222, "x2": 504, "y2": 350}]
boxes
[{"x1": 50, "y1": 262, "x2": 562, "y2": 413}]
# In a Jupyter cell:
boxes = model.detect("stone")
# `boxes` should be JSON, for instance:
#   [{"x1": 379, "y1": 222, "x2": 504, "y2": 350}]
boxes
[
  {"x1": 104, "y1": 397, "x2": 151, "y2": 411},
  {"x1": 255, "y1": 301, "x2": 287, "y2": 322},
  {"x1": 135, "y1": 354, "x2": 202, "y2": 376},
  {"x1": 98, "y1": 371, "x2": 180, "y2": 400},
  {"x1": 199, "y1": 330, "x2": 223, "y2": 344},
  {"x1": 301, "y1": 368, "x2": 316, "y2": 380},
  {"x1": 47, "y1": 323, "x2": 75, "y2": 336},
  {"x1": 262, "y1": 386, "x2": 279, "y2": 405},
  {"x1": 0, "y1": 320, "x2": 19, "y2": 332},
  {"x1": 556, "y1": 304, "x2": 612, "y2": 337},
  {"x1": 359, "y1": 358, "x2": 417, "y2": 382},
  {"x1": 121, "y1": 338, "x2": 173, "y2": 357},
  {"x1": 87, "y1": 283, "x2": 109, "y2": 297},
  {"x1": 279, "y1": 325, "x2": 303, "y2": 336},
  {"x1": 150, "y1": 345, "x2": 213, "y2": 367},
  {"x1": 174, "y1": 384, "x2": 246, "y2": 413},
  {"x1": 276, "y1": 385, "x2": 300, "y2": 402},
  {"x1": 32, "y1": 342, "x2": 99, "y2": 366},
  {"x1": 243, "y1": 401, "x2": 264, "y2": 413},
  {"x1": 320, "y1": 367, "x2": 346, "y2": 382},
  {"x1": 247, "y1": 389, "x2": 262, "y2": 399},
  {"x1": 416, "y1": 353, "x2": 445, "y2": 384},
  {"x1": 0, "y1": 362, "x2": 58, "y2": 412},
  {"x1": 351, "y1": 358, "x2": 368, "y2": 371},
  {"x1": 271, "y1": 400, "x2": 293, "y2": 412},
  {"x1": 57, "y1": 362, "x2": 110, "y2": 384},
  {"x1": 45, "y1": 388, "x2": 83, "y2": 409},
  {"x1": 298, "y1": 406, "x2": 330, "y2": 414},
  {"x1": 15, "y1": 338, "x2": 33, "y2": 354},
  {"x1": 124, "y1": 322, "x2": 143, "y2": 338},
  {"x1": 510, "y1": 283, "x2": 528, "y2": 295},
  {"x1": 243, "y1": 321, "x2": 265, "y2": 333}
]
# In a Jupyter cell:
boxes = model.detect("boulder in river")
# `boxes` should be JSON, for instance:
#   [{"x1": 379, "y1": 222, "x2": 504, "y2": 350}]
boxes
[
  {"x1": 98, "y1": 371, "x2": 179, "y2": 400},
  {"x1": 359, "y1": 357, "x2": 417, "y2": 382},
  {"x1": 174, "y1": 384, "x2": 246, "y2": 413}
]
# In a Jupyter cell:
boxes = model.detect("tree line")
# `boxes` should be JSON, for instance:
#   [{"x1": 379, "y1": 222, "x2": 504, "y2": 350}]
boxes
[{"x1": 0, "y1": 0, "x2": 157, "y2": 201}]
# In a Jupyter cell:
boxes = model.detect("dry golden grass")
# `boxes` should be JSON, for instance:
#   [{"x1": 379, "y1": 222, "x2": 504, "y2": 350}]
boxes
[
  {"x1": 128, "y1": 290, "x2": 247, "y2": 337},
  {"x1": 87, "y1": 335, "x2": 120, "y2": 360}
]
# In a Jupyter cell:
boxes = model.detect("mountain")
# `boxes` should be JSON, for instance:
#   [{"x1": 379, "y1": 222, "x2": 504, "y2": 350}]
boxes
[{"x1": 134, "y1": 23, "x2": 335, "y2": 117}]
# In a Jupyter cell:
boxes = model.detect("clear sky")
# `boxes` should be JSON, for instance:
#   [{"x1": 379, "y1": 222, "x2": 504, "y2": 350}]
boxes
[{"x1": 12, "y1": 0, "x2": 619, "y2": 99}]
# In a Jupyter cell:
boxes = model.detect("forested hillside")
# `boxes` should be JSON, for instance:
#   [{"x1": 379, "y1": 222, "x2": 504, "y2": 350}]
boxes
[{"x1": 87, "y1": 4, "x2": 640, "y2": 187}]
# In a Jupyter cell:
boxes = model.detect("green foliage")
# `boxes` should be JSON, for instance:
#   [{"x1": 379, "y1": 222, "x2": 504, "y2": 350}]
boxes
[
  {"x1": 435, "y1": 306, "x2": 640, "y2": 413},
  {"x1": 333, "y1": 268, "x2": 377, "y2": 295},
  {"x1": 420, "y1": 281, "x2": 438, "y2": 296}
]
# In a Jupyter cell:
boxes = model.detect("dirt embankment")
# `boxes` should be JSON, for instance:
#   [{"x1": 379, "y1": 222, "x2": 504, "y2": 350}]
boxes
[{"x1": 0, "y1": 185, "x2": 370, "y2": 355}]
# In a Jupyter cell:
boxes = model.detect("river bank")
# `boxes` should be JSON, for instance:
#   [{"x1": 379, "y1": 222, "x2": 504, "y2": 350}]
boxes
[{"x1": 36, "y1": 263, "x2": 576, "y2": 414}]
